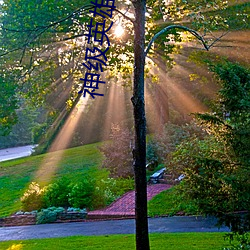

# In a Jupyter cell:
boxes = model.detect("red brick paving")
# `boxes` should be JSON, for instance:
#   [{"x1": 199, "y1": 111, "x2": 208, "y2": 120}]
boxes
[{"x1": 88, "y1": 184, "x2": 171, "y2": 219}]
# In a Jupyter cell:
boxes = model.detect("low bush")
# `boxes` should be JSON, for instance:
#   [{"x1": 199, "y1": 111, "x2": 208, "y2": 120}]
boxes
[
  {"x1": 21, "y1": 176, "x2": 134, "y2": 212},
  {"x1": 67, "y1": 207, "x2": 87, "y2": 213},
  {"x1": 92, "y1": 178, "x2": 117, "y2": 209},
  {"x1": 112, "y1": 177, "x2": 134, "y2": 197},
  {"x1": 36, "y1": 206, "x2": 65, "y2": 224},
  {"x1": 43, "y1": 177, "x2": 71, "y2": 208},
  {"x1": 223, "y1": 233, "x2": 250, "y2": 250},
  {"x1": 21, "y1": 182, "x2": 45, "y2": 212},
  {"x1": 68, "y1": 180, "x2": 94, "y2": 209},
  {"x1": 93, "y1": 177, "x2": 134, "y2": 209}
]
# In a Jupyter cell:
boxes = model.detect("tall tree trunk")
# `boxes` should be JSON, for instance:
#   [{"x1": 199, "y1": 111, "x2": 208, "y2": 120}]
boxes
[{"x1": 132, "y1": 1, "x2": 150, "y2": 250}]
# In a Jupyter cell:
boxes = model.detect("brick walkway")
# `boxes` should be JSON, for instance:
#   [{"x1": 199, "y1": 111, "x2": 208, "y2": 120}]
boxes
[{"x1": 88, "y1": 184, "x2": 171, "y2": 219}]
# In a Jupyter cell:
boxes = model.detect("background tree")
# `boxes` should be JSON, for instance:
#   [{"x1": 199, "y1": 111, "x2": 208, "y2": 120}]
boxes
[
  {"x1": 168, "y1": 61, "x2": 250, "y2": 233},
  {"x1": 99, "y1": 124, "x2": 133, "y2": 178},
  {"x1": 0, "y1": 74, "x2": 18, "y2": 136}
]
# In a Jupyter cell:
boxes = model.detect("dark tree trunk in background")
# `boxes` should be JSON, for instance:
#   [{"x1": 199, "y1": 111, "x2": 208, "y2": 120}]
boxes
[{"x1": 131, "y1": 1, "x2": 150, "y2": 250}]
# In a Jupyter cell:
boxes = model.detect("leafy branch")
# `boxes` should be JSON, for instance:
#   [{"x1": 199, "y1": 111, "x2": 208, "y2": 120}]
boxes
[{"x1": 0, "y1": 4, "x2": 93, "y2": 57}]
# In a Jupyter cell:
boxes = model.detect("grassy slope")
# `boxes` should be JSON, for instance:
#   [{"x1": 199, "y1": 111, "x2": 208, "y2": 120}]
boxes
[
  {"x1": 0, "y1": 141, "x2": 184, "y2": 219},
  {"x1": 148, "y1": 186, "x2": 199, "y2": 217},
  {"x1": 0, "y1": 233, "x2": 230, "y2": 250},
  {"x1": 0, "y1": 143, "x2": 103, "y2": 217}
]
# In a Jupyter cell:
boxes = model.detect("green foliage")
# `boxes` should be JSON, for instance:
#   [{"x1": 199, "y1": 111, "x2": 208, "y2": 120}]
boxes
[
  {"x1": 113, "y1": 177, "x2": 135, "y2": 197},
  {"x1": 168, "y1": 136, "x2": 240, "y2": 212},
  {"x1": 197, "y1": 61, "x2": 250, "y2": 178},
  {"x1": 32, "y1": 123, "x2": 47, "y2": 144},
  {"x1": 68, "y1": 179, "x2": 94, "y2": 209},
  {"x1": 0, "y1": 76, "x2": 18, "y2": 136},
  {"x1": 146, "y1": 140, "x2": 160, "y2": 171},
  {"x1": 67, "y1": 207, "x2": 86, "y2": 213},
  {"x1": 0, "y1": 0, "x2": 239, "y2": 111},
  {"x1": 0, "y1": 103, "x2": 48, "y2": 149},
  {"x1": 92, "y1": 178, "x2": 117, "y2": 208},
  {"x1": 0, "y1": 143, "x2": 102, "y2": 217},
  {"x1": 93, "y1": 177, "x2": 134, "y2": 208},
  {"x1": 224, "y1": 233, "x2": 250, "y2": 250},
  {"x1": 36, "y1": 206, "x2": 64, "y2": 224},
  {"x1": 209, "y1": 2, "x2": 250, "y2": 30},
  {"x1": 168, "y1": 61, "x2": 250, "y2": 233},
  {"x1": 20, "y1": 174, "x2": 133, "y2": 212},
  {"x1": 147, "y1": 122, "x2": 206, "y2": 166},
  {"x1": 20, "y1": 182, "x2": 45, "y2": 212},
  {"x1": 43, "y1": 178, "x2": 71, "y2": 208},
  {"x1": 32, "y1": 110, "x2": 58, "y2": 145},
  {"x1": 99, "y1": 124, "x2": 134, "y2": 178}
]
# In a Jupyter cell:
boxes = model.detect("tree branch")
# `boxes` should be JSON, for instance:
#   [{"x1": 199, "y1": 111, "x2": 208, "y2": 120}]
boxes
[
  {"x1": 0, "y1": 4, "x2": 134, "y2": 57},
  {"x1": 206, "y1": 30, "x2": 230, "y2": 49},
  {"x1": 112, "y1": 7, "x2": 135, "y2": 24},
  {"x1": 145, "y1": 25, "x2": 211, "y2": 56},
  {"x1": 0, "y1": 4, "x2": 93, "y2": 57}
]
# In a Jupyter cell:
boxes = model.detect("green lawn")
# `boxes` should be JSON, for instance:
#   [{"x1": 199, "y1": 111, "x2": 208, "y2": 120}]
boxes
[
  {"x1": 0, "y1": 233, "x2": 230, "y2": 250},
  {"x1": 0, "y1": 143, "x2": 103, "y2": 217},
  {"x1": 148, "y1": 186, "x2": 199, "y2": 217},
  {"x1": 0, "y1": 141, "x2": 197, "y2": 218}
]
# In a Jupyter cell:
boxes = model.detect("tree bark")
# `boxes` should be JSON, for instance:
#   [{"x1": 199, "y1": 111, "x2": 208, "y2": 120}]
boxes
[{"x1": 131, "y1": 1, "x2": 150, "y2": 250}]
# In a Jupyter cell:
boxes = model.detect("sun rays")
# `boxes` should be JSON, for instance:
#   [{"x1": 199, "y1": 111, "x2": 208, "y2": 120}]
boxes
[
  {"x1": 35, "y1": 96, "x2": 89, "y2": 184},
  {"x1": 33, "y1": 47, "x2": 218, "y2": 185}
]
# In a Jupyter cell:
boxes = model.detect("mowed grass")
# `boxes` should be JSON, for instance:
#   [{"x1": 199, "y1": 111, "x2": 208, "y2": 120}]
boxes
[
  {"x1": 0, "y1": 233, "x2": 230, "y2": 250},
  {"x1": 0, "y1": 143, "x2": 103, "y2": 217},
  {"x1": 148, "y1": 186, "x2": 199, "y2": 217}
]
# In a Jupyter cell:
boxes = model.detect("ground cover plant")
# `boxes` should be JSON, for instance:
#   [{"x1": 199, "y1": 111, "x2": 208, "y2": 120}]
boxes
[{"x1": 0, "y1": 233, "x2": 232, "y2": 250}]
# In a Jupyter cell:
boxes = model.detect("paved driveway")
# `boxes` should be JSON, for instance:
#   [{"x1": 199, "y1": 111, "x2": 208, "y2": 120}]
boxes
[
  {"x1": 0, "y1": 216, "x2": 229, "y2": 241},
  {"x1": 0, "y1": 145, "x2": 36, "y2": 162}
]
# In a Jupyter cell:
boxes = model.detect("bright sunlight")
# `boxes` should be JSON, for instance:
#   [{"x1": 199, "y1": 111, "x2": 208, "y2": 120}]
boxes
[{"x1": 114, "y1": 24, "x2": 125, "y2": 37}]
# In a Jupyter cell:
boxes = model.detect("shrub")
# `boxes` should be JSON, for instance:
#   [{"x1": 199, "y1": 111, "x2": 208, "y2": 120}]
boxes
[
  {"x1": 68, "y1": 180, "x2": 94, "y2": 209},
  {"x1": 43, "y1": 177, "x2": 71, "y2": 208},
  {"x1": 170, "y1": 61, "x2": 250, "y2": 233},
  {"x1": 93, "y1": 178, "x2": 117, "y2": 209},
  {"x1": 223, "y1": 233, "x2": 250, "y2": 250},
  {"x1": 32, "y1": 123, "x2": 47, "y2": 144},
  {"x1": 36, "y1": 206, "x2": 64, "y2": 224},
  {"x1": 113, "y1": 177, "x2": 134, "y2": 197},
  {"x1": 67, "y1": 207, "x2": 87, "y2": 213},
  {"x1": 93, "y1": 177, "x2": 134, "y2": 209},
  {"x1": 146, "y1": 141, "x2": 159, "y2": 171},
  {"x1": 21, "y1": 182, "x2": 45, "y2": 211},
  {"x1": 147, "y1": 122, "x2": 205, "y2": 166},
  {"x1": 99, "y1": 124, "x2": 134, "y2": 178}
]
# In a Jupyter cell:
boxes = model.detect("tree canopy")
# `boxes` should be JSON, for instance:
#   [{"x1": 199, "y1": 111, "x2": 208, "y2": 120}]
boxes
[
  {"x1": 0, "y1": 0, "x2": 248, "y2": 119},
  {"x1": 168, "y1": 60, "x2": 250, "y2": 233}
]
